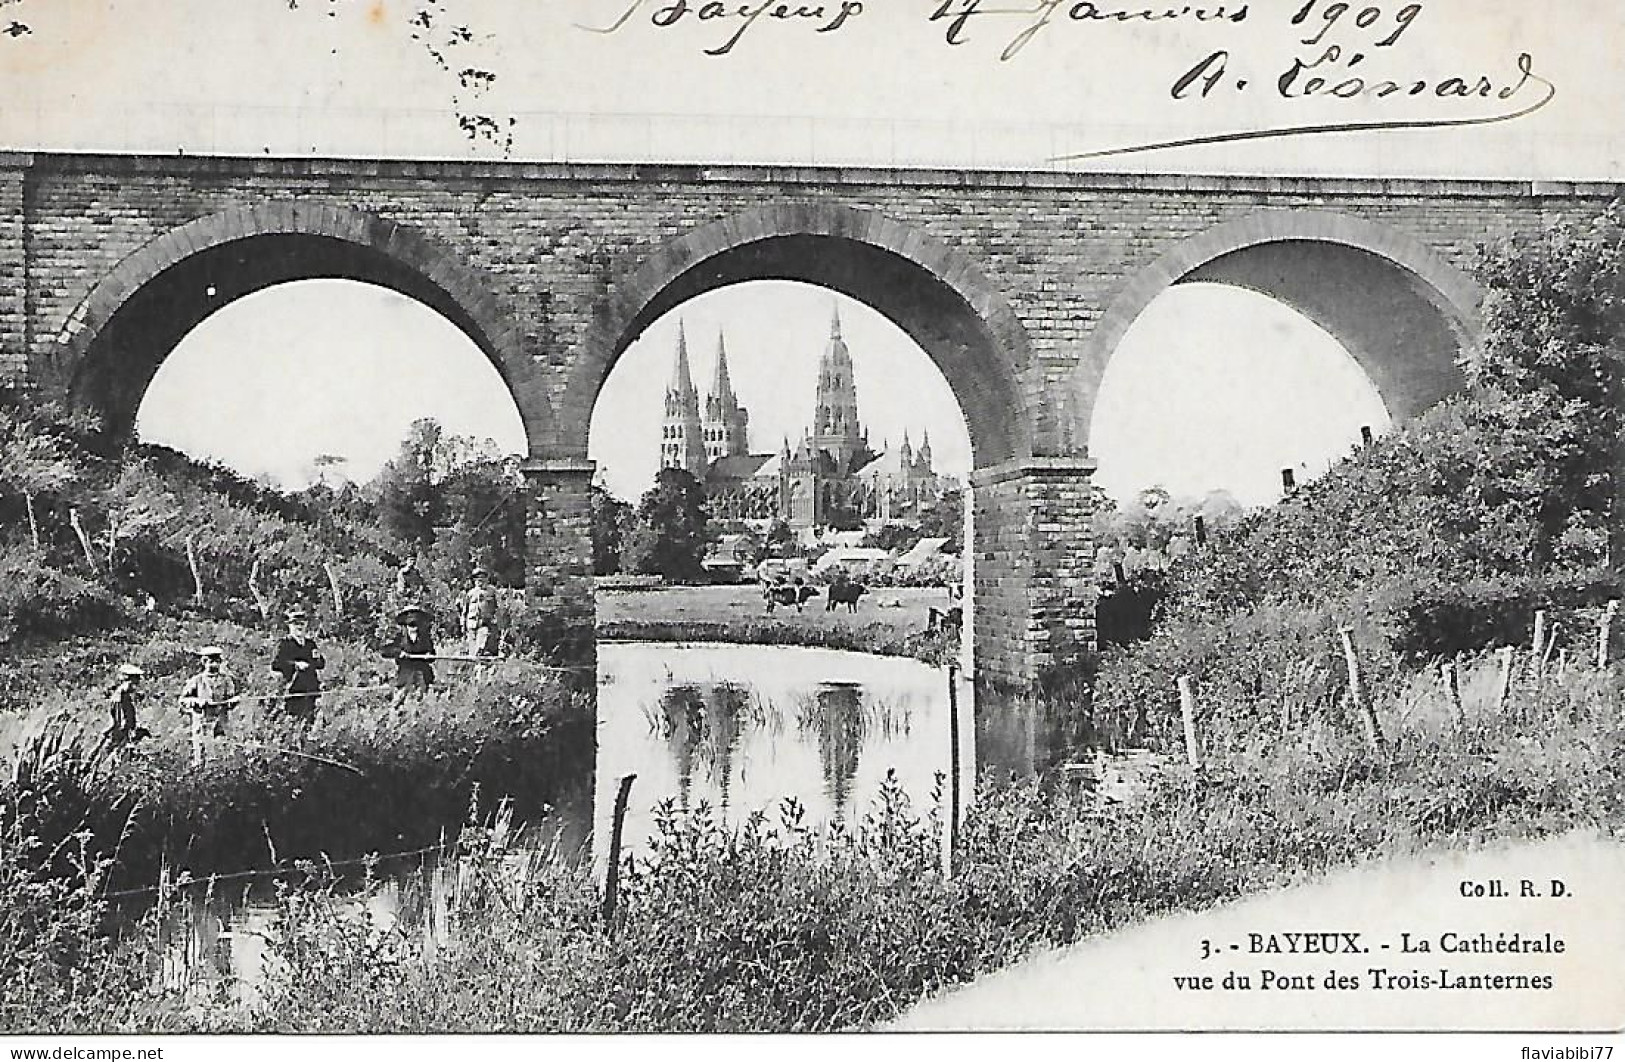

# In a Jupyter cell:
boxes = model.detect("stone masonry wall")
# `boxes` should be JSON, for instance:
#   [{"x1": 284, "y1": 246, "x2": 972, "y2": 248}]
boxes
[
  {"x1": 973, "y1": 460, "x2": 1097, "y2": 685},
  {"x1": 521, "y1": 461, "x2": 597, "y2": 671},
  {"x1": 17, "y1": 156, "x2": 1624, "y2": 462},
  {"x1": 0, "y1": 156, "x2": 28, "y2": 386}
]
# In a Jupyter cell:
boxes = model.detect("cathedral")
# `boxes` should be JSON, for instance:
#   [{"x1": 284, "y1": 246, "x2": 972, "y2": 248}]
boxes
[{"x1": 657, "y1": 308, "x2": 955, "y2": 530}]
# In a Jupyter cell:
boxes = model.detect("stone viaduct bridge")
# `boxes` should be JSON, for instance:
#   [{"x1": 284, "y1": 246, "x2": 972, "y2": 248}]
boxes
[{"x1": 1, "y1": 151, "x2": 1618, "y2": 685}]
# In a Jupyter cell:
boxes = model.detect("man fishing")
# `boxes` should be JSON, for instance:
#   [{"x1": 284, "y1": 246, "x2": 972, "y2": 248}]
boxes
[
  {"x1": 382, "y1": 605, "x2": 436, "y2": 708},
  {"x1": 180, "y1": 645, "x2": 241, "y2": 765},
  {"x1": 270, "y1": 607, "x2": 325, "y2": 724}
]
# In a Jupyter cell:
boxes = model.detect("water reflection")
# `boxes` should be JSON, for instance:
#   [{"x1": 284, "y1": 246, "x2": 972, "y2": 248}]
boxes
[{"x1": 594, "y1": 643, "x2": 979, "y2": 857}]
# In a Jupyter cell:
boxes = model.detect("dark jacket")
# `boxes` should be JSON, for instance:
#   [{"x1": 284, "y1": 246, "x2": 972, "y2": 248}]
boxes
[
  {"x1": 271, "y1": 636, "x2": 325, "y2": 696},
  {"x1": 382, "y1": 628, "x2": 436, "y2": 687}
]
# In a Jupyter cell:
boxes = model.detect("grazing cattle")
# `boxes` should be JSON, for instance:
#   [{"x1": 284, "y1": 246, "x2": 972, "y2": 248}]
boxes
[
  {"x1": 825, "y1": 582, "x2": 867, "y2": 613},
  {"x1": 764, "y1": 583, "x2": 820, "y2": 613}
]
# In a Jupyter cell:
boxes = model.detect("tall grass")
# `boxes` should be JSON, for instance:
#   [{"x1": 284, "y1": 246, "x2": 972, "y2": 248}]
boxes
[{"x1": 2, "y1": 620, "x2": 595, "y2": 891}]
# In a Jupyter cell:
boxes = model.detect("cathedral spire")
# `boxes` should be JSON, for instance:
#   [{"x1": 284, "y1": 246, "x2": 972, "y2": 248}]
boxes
[
  {"x1": 710, "y1": 328, "x2": 736, "y2": 405},
  {"x1": 668, "y1": 320, "x2": 697, "y2": 399},
  {"x1": 662, "y1": 319, "x2": 705, "y2": 479},
  {"x1": 830, "y1": 302, "x2": 842, "y2": 340}
]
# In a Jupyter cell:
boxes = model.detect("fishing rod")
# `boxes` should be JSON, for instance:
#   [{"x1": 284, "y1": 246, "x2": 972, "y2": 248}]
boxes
[{"x1": 215, "y1": 737, "x2": 365, "y2": 775}]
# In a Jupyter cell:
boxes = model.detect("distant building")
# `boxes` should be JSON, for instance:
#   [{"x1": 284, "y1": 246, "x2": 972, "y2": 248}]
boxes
[{"x1": 659, "y1": 307, "x2": 957, "y2": 530}]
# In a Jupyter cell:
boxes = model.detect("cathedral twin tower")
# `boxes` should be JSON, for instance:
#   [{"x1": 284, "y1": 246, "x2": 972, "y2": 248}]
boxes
[{"x1": 660, "y1": 319, "x2": 749, "y2": 479}]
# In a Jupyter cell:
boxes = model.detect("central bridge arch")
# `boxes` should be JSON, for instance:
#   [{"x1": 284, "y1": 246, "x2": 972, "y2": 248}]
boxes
[{"x1": 550, "y1": 202, "x2": 1089, "y2": 684}]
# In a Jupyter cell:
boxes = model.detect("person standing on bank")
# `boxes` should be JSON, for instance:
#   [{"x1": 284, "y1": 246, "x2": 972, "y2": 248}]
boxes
[
  {"x1": 271, "y1": 607, "x2": 325, "y2": 723},
  {"x1": 382, "y1": 605, "x2": 436, "y2": 709},
  {"x1": 180, "y1": 645, "x2": 241, "y2": 766},
  {"x1": 394, "y1": 553, "x2": 428, "y2": 602},
  {"x1": 463, "y1": 568, "x2": 499, "y2": 658},
  {"x1": 105, "y1": 663, "x2": 148, "y2": 743}
]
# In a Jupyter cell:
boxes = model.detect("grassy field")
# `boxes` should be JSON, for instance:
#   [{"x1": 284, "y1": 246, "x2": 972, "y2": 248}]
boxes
[
  {"x1": 596, "y1": 584, "x2": 961, "y2": 663},
  {"x1": 597, "y1": 584, "x2": 953, "y2": 632}
]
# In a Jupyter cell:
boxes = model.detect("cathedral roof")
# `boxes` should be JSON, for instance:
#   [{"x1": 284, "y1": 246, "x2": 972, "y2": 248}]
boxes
[
  {"x1": 706, "y1": 453, "x2": 776, "y2": 484},
  {"x1": 856, "y1": 446, "x2": 929, "y2": 480}
]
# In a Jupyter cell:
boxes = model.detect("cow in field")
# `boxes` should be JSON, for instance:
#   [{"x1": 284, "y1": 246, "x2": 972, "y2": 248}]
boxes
[
  {"x1": 825, "y1": 582, "x2": 867, "y2": 613},
  {"x1": 764, "y1": 582, "x2": 820, "y2": 613}
]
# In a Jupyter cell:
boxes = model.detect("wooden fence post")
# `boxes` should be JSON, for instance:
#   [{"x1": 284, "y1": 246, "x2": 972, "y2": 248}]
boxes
[
  {"x1": 1441, "y1": 660, "x2": 1463, "y2": 730},
  {"x1": 185, "y1": 535, "x2": 204, "y2": 604},
  {"x1": 601, "y1": 773, "x2": 636, "y2": 932},
  {"x1": 1338, "y1": 627, "x2": 1385, "y2": 754},
  {"x1": 68, "y1": 507, "x2": 98, "y2": 572},
  {"x1": 323, "y1": 561, "x2": 344, "y2": 614},
  {"x1": 1537, "y1": 622, "x2": 1561, "y2": 685},
  {"x1": 1531, "y1": 610, "x2": 1548, "y2": 677},
  {"x1": 1495, "y1": 646, "x2": 1516, "y2": 714},
  {"x1": 1177, "y1": 675, "x2": 1200, "y2": 773},
  {"x1": 248, "y1": 557, "x2": 272, "y2": 621},
  {"x1": 1598, "y1": 601, "x2": 1619, "y2": 670}
]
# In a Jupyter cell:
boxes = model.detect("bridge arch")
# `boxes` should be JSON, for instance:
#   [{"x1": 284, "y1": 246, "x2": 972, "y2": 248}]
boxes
[
  {"x1": 563, "y1": 201, "x2": 1039, "y2": 468},
  {"x1": 554, "y1": 202, "x2": 1081, "y2": 685},
  {"x1": 49, "y1": 201, "x2": 554, "y2": 452},
  {"x1": 1070, "y1": 209, "x2": 1486, "y2": 446}
]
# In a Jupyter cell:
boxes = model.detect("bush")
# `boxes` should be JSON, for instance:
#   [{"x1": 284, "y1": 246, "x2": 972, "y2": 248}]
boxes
[{"x1": 0, "y1": 550, "x2": 126, "y2": 646}]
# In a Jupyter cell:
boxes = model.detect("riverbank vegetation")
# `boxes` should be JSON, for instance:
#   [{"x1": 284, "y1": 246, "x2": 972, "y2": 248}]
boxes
[{"x1": 7, "y1": 644, "x2": 1619, "y2": 1032}]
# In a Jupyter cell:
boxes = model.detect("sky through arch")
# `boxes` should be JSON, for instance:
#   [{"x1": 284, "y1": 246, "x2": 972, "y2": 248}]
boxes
[{"x1": 135, "y1": 278, "x2": 528, "y2": 488}]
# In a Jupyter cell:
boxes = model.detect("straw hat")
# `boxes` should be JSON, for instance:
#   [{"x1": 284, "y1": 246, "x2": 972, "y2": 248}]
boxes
[{"x1": 117, "y1": 664, "x2": 145, "y2": 678}]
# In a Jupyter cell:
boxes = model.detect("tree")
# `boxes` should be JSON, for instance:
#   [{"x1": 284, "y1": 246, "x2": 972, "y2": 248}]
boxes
[
  {"x1": 762, "y1": 519, "x2": 797, "y2": 559},
  {"x1": 918, "y1": 489, "x2": 965, "y2": 554},
  {"x1": 0, "y1": 407, "x2": 80, "y2": 554},
  {"x1": 1469, "y1": 203, "x2": 1625, "y2": 569},
  {"x1": 622, "y1": 468, "x2": 710, "y2": 582},
  {"x1": 590, "y1": 483, "x2": 633, "y2": 576},
  {"x1": 368, "y1": 418, "x2": 524, "y2": 580}
]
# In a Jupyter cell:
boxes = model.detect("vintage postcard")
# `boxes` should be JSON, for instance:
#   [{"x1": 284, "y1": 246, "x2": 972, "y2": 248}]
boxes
[{"x1": 0, "y1": 0, "x2": 1621, "y2": 1047}]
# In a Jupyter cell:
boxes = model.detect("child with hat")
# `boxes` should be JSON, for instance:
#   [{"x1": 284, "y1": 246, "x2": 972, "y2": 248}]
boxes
[
  {"x1": 106, "y1": 663, "x2": 149, "y2": 743},
  {"x1": 180, "y1": 645, "x2": 241, "y2": 766}
]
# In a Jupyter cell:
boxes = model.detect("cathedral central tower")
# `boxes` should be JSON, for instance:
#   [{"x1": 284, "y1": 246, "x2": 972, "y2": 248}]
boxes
[{"x1": 810, "y1": 306, "x2": 869, "y2": 474}]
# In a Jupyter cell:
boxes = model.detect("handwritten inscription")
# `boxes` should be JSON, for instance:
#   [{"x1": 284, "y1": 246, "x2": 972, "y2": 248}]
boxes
[
  {"x1": 580, "y1": 0, "x2": 865, "y2": 56},
  {"x1": 927, "y1": 1, "x2": 1250, "y2": 61},
  {"x1": 574, "y1": 0, "x2": 1556, "y2": 157}
]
